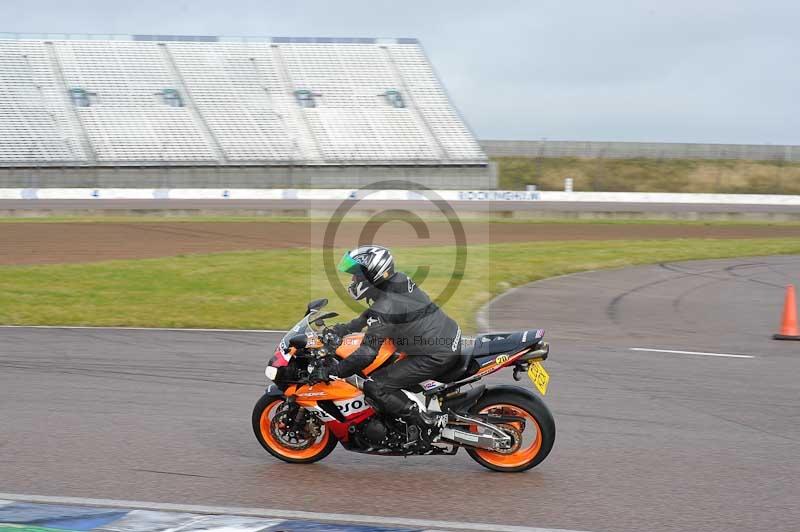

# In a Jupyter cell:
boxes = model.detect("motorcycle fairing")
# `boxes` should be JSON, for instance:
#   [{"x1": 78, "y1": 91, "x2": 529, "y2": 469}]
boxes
[
  {"x1": 474, "y1": 349, "x2": 531, "y2": 377},
  {"x1": 272, "y1": 332, "x2": 403, "y2": 444},
  {"x1": 290, "y1": 391, "x2": 375, "y2": 442},
  {"x1": 335, "y1": 333, "x2": 399, "y2": 375},
  {"x1": 287, "y1": 379, "x2": 361, "y2": 401},
  {"x1": 286, "y1": 379, "x2": 378, "y2": 442},
  {"x1": 326, "y1": 406, "x2": 375, "y2": 441}
]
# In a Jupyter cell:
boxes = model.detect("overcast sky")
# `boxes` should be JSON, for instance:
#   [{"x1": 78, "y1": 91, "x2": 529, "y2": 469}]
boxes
[{"x1": 2, "y1": 0, "x2": 797, "y2": 144}]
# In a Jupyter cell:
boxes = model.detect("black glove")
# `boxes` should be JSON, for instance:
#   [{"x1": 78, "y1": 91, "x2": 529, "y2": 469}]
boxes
[
  {"x1": 330, "y1": 323, "x2": 351, "y2": 338},
  {"x1": 308, "y1": 358, "x2": 339, "y2": 385}
]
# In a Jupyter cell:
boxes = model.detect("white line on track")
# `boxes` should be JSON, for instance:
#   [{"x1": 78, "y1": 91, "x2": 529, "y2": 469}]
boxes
[
  {"x1": 0, "y1": 325, "x2": 285, "y2": 333},
  {"x1": 0, "y1": 493, "x2": 590, "y2": 532},
  {"x1": 630, "y1": 347, "x2": 754, "y2": 359}
]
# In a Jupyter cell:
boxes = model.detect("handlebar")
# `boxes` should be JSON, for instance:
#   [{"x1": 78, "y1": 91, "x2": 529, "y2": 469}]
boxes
[{"x1": 321, "y1": 327, "x2": 341, "y2": 348}]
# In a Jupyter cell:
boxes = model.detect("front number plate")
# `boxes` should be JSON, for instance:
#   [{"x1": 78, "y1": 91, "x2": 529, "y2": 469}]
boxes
[{"x1": 527, "y1": 361, "x2": 550, "y2": 396}]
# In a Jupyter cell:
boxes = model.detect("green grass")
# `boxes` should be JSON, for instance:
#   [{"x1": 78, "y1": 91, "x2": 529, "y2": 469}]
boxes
[
  {"x1": 496, "y1": 156, "x2": 800, "y2": 194},
  {"x1": 2, "y1": 238, "x2": 798, "y2": 331}
]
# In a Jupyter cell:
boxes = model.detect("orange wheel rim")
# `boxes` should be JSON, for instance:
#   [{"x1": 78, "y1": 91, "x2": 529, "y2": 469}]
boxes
[
  {"x1": 260, "y1": 401, "x2": 330, "y2": 460},
  {"x1": 473, "y1": 404, "x2": 541, "y2": 468}
]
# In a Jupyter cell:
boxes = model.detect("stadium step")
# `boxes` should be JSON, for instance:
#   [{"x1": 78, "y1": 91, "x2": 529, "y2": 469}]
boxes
[{"x1": 158, "y1": 42, "x2": 228, "y2": 164}]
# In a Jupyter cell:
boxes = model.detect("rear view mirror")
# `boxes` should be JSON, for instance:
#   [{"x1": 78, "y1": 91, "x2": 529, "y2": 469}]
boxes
[
  {"x1": 313, "y1": 312, "x2": 339, "y2": 326},
  {"x1": 305, "y1": 298, "x2": 329, "y2": 315}
]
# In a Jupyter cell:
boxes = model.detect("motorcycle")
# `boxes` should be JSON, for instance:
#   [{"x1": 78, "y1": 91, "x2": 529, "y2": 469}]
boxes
[{"x1": 252, "y1": 298, "x2": 555, "y2": 472}]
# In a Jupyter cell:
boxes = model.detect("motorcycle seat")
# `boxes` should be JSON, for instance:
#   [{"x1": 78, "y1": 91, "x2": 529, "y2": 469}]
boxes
[
  {"x1": 434, "y1": 344, "x2": 478, "y2": 384},
  {"x1": 432, "y1": 329, "x2": 545, "y2": 385},
  {"x1": 470, "y1": 329, "x2": 544, "y2": 359}
]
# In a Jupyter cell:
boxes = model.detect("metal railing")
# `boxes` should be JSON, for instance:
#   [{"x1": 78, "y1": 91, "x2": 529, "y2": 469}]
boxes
[{"x1": 0, "y1": 33, "x2": 416, "y2": 45}]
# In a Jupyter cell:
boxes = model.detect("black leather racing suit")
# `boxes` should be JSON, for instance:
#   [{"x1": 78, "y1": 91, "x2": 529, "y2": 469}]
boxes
[{"x1": 334, "y1": 272, "x2": 461, "y2": 417}]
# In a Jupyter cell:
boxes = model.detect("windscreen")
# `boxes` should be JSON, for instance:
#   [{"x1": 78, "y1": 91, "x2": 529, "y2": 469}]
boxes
[{"x1": 275, "y1": 305, "x2": 327, "y2": 362}]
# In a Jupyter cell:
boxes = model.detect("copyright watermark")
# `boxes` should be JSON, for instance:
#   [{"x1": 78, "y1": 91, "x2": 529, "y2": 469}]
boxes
[{"x1": 321, "y1": 180, "x2": 468, "y2": 318}]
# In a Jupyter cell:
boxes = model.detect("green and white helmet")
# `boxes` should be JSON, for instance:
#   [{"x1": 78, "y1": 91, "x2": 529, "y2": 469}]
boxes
[{"x1": 337, "y1": 245, "x2": 395, "y2": 300}]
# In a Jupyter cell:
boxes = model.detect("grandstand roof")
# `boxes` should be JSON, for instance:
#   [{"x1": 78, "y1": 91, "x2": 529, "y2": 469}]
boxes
[{"x1": 0, "y1": 34, "x2": 486, "y2": 167}]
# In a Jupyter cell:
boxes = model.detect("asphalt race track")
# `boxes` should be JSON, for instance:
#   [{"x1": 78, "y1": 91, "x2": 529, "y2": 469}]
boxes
[{"x1": 1, "y1": 256, "x2": 799, "y2": 532}]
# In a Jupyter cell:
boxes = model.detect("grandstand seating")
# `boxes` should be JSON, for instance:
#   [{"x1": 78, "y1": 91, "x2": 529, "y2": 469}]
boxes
[
  {"x1": 167, "y1": 42, "x2": 298, "y2": 162},
  {"x1": 0, "y1": 40, "x2": 87, "y2": 163},
  {"x1": 389, "y1": 45, "x2": 485, "y2": 162},
  {"x1": 54, "y1": 40, "x2": 217, "y2": 163},
  {"x1": 0, "y1": 35, "x2": 487, "y2": 167}
]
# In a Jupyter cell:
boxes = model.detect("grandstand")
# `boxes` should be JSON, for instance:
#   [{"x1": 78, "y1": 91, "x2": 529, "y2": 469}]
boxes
[{"x1": 0, "y1": 34, "x2": 492, "y2": 188}]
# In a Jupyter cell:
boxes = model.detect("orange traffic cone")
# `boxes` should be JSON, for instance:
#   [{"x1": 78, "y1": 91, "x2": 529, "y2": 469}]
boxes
[{"x1": 774, "y1": 284, "x2": 800, "y2": 340}]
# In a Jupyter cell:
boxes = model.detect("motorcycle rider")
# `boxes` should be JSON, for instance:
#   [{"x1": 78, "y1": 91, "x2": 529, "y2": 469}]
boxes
[{"x1": 309, "y1": 245, "x2": 461, "y2": 442}]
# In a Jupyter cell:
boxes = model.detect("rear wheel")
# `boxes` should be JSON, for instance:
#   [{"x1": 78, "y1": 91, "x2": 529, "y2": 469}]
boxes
[
  {"x1": 252, "y1": 394, "x2": 337, "y2": 464},
  {"x1": 465, "y1": 391, "x2": 555, "y2": 472}
]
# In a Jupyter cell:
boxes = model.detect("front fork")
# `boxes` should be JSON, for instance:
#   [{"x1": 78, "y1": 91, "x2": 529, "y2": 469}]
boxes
[{"x1": 286, "y1": 397, "x2": 326, "y2": 439}]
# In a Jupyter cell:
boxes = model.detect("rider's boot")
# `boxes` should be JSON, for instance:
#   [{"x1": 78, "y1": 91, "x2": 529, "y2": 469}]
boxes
[{"x1": 399, "y1": 402, "x2": 446, "y2": 444}]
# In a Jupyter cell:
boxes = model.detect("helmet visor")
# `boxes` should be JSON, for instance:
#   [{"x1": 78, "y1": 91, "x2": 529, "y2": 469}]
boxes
[{"x1": 337, "y1": 252, "x2": 362, "y2": 275}]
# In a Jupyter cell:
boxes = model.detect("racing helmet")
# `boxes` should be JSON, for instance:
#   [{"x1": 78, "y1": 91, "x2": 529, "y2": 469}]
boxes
[{"x1": 337, "y1": 245, "x2": 395, "y2": 300}]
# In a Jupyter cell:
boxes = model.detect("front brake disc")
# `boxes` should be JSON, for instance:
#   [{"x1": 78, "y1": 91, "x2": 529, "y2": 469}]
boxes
[{"x1": 271, "y1": 411, "x2": 316, "y2": 450}]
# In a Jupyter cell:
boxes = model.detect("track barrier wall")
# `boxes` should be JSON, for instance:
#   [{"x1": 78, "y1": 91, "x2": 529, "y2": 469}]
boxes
[{"x1": 2, "y1": 189, "x2": 800, "y2": 205}]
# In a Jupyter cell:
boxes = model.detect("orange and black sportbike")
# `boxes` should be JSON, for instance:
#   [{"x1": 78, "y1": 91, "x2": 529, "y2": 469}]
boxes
[{"x1": 252, "y1": 299, "x2": 555, "y2": 472}]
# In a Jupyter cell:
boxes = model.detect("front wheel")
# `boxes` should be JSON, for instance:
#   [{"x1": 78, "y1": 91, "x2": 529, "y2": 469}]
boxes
[
  {"x1": 252, "y1": 394, "x2": 337, "y2": 464},
  {"x1": 465, "y1": 390, "x2": 555, "y2": 472}
]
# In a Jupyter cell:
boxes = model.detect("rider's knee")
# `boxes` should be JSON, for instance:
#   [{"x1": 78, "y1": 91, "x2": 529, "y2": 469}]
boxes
[{"x1": 363, "y1": 379, "x2": 381, "y2": 399}]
